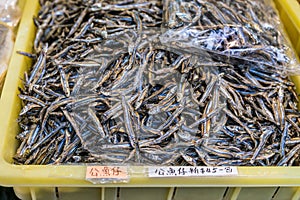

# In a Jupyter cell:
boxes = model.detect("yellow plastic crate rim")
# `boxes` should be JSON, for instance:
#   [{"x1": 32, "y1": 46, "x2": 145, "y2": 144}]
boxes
[{"x1": 0, "y1": 0, "x2": 300, "y2": 187}]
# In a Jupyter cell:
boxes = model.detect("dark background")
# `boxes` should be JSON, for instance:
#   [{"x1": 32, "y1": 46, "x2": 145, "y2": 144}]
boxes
[{"x1": 0, "y1": 187, "x2": 20, "y2": 200}]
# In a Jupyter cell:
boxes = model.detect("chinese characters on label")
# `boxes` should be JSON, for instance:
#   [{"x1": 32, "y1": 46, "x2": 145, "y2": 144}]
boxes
[
  {"x1": 148, "y1": 166, "x2": 238, "y2": 177},
  {"x1": 86, "y1": 166, "x2": 128, "y2": 179}
]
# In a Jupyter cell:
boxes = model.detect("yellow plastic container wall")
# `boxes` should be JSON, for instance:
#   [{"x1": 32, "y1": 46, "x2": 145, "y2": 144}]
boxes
[{"x1": 0, "y1": 0, "x2": 299, "y2": 200}]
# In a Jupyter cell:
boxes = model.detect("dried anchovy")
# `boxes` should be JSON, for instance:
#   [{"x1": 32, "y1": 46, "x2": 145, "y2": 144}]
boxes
[{"x1": 14, "y1": 0, "x2": 300, "y2": 166}]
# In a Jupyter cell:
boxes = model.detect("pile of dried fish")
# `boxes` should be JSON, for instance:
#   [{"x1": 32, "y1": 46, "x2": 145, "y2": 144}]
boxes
[{"x1": 14, "y1": 0, "x2": 300, "y2": 166}]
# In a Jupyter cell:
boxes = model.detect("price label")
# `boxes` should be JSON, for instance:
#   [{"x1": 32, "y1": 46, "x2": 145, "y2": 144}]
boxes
[
  {"x1": 148, "y1": 166, "x2": 238, "y2": 177},
  {"x1": 86, "y1": 166, "x2": 128, "y2": 179}
]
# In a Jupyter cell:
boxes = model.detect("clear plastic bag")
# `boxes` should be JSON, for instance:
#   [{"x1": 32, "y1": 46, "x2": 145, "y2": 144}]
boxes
[
  {"x1": 0, "y1": 23, "x2": 14, "y2": 94},
  {"x1": 69, "y1": 32, "x2": 227, "y2": 165},
  {"x1": 0, "y1": 0, "x2": 19, "y2": 94},
  {"x1": 160, "y1": 0, "x2": 300, "y2": 74},
  {"x1": 0, "y1": 0, "x2": 21, "y2": 27}
]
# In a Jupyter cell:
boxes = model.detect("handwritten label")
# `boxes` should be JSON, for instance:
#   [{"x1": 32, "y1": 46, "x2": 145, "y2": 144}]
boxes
[
  {"x1": 86, "y1": 166, "x2": 128, "y2": 179},
  {"x1": 148, "y1": 166, "x2": 238, "y2": 177}
]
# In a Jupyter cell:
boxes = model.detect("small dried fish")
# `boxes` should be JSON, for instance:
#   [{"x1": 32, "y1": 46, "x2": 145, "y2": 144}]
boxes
[{"x1": 14, "y1": 0, "x2": 300, "y2": 167}]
